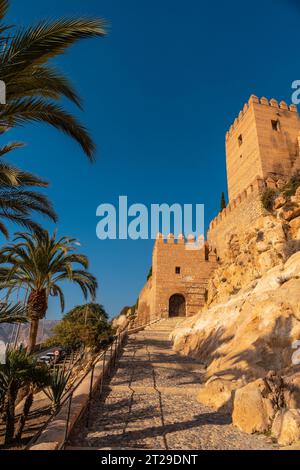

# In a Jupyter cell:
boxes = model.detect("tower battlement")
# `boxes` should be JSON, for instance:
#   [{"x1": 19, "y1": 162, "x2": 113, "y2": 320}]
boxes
[
  {"x1": 154, "y1": 232, "x2": 217, "y2": 262},
  {"x1": 226, "y1": 95, "x2": 298, "y2": 141},
  {"x1": 155, "y1": 232, "x2": 204, "y2": 247},
  {"x1": 225, "y1": 94, "x2": 300, "y2": 202}
]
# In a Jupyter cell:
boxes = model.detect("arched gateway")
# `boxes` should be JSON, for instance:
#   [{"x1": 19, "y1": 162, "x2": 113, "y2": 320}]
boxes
[{"x1": 169, "y1": 294, "x2": 186, "y2": 317}]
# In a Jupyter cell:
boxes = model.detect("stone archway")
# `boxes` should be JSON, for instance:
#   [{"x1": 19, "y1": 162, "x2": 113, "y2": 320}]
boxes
[{"x1": 169, "y1": 294, "x2": 186, "y2": 317}]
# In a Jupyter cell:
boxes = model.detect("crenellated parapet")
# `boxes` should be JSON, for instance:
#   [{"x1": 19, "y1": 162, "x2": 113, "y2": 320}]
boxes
[
  {"x1": 154, "y1": 232, "x2": 217, "y2": 262},
  {"x1": 226, "y1": 95, "x2": 298, "y2": 141},
  {"x1": 208, "y1": 176, "x2": 266, "y2": 231},
  {"x1": 155, "y1": 232, "x2": 205, "y2": 248}
]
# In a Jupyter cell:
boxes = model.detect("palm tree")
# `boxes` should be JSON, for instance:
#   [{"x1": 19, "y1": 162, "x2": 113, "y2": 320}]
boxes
[
  {"x1": 43, "y1": 367, "x2": 71, "y2": 413},
  {"x1": 0, "y1": 142, "x2": 57, "y2": 237},
  {"x1": 0, "y1": 0, "x2": 107, "y2": 160},
  {"x1": 14, "y1": 364, "x2": 50, "y2": 441},
  {"x1": 0, "y1": 230, "x2": 97, "y2": 354},
  {"x1": 0, "y1": 346, "x2": 36, "y2": 444}
]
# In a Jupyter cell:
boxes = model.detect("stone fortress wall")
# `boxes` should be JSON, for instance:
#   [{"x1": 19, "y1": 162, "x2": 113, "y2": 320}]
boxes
[
  {"x1": 136, "y1": 234, "x2": 217, "y2": 324},
  {"x1": 136, "y1": 94, "x2": 300, "y2": 322},
  {"x1": 208, "y1": 95, "x2": 300, "y2": 257}
]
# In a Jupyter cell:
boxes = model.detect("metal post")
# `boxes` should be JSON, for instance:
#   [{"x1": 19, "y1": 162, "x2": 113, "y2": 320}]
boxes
[
  {"x1": 100, "y1": 350, "x2": 106, "y2": 396},
  {"x1": 86, "y1": 364, "x2": 95, "y2": 428},
  {"x1": 110, "y1": 341, "x2": 113, "y2": 373},
  {"x1": 113, "y1": 338, "x2": 117, "y2": 368},
  {"x1": 118, "y1": 333, "x2": 121, "y2": 355},
  {"x1": 62, "y1": 391, "x2": 73, "y2": 450}
]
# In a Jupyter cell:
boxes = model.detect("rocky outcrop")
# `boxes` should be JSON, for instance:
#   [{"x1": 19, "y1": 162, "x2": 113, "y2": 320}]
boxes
[
  {"x1": 208, "y1": 188, "x2": 300, "y2": 307},
  {"x1": 272, "y1": 409, "x2": 300, "y2": 446},
  {"x1": 207, "y1": 215, "x2": 290, "y2": 307},
  {"x1": 170, "y1": 196, "x2": 300, "y2": 445},
  {"x1": 232, "y1": 372, "x2": 285, "y2": 434},
  {"x1": 232, "y1": 379, "x2": 276, "y2": 434},
  {"x1": 171, "y1": 251, "x2": 300, "y2": 381},
  {"x1": 112, "y1": 308, "x2": 133, "y2": 333},
  {"x1": 197, "y1": 376, "x2": 245, "y2": 413}
]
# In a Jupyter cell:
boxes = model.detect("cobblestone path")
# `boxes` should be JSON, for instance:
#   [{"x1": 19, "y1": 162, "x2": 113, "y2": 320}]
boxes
[{"x1": 69, "y1": 320, "x2": 277, "y2": 450}]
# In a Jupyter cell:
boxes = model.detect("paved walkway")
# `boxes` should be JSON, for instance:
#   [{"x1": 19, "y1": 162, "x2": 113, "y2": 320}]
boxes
[{"x1": 69, "y1": 320, "x2": 276, "y2": 450}]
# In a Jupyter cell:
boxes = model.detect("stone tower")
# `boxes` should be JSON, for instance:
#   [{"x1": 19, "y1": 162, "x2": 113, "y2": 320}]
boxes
[
  {"x1": 136, "y1": 234, "x2": 217, "y2": 323},
  {"x1": 226, "y1": 95, "x2": 300, "y2": 202}
]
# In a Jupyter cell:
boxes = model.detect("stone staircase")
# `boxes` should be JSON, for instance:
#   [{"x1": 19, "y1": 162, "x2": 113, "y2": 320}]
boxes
[
  {"x1": 144, "y1": 317, "x2": 184, "y2": 334},
  {"x1": 67, "y1": 315, "x2": 276, "y2": 450}
]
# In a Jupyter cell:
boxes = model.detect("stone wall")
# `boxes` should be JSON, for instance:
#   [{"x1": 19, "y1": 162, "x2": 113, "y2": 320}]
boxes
[
  {"x1": 208, "y1": 177, "x2": 267, "y2": 257},
  {"x1": 135, "y1": 235, "x2": 217, "y2": 323},
  {"x1": 151, "y1": 235, "x2": 217, "y2": 319},
  {"x1": 135, "y1": 277, "x2": 153, "y2": 326}
]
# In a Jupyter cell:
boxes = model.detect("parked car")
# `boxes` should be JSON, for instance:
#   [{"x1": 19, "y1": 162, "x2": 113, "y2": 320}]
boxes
[{"x1": 38, "y1": 355, "x2": 52, "y2": 365}]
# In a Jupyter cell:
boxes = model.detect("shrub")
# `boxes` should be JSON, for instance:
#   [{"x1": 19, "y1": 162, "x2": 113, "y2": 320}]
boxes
[
  {"x1": 47, "y1": 303, "x2": 113, "y2": 352},
  {"x1": 261, "y1": 188, "x2": 278, "y2": 211},
  {"x1": 282, "y1": 170, "x2": 300, "y2": 197}
]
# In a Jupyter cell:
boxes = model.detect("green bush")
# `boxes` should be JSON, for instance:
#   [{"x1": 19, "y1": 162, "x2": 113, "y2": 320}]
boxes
[
  {"x1": 282, "y1": 170, "x2": 300, "y2": 197},
  {"x1": 47, "y1": 303, "x2": 112, "y2": 352},
  {"x1": 261, "y1": 188, "x2": 278, "y2": 211}
]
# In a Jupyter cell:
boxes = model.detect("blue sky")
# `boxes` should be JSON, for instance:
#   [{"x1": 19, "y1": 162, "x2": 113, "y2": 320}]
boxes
[{"x1": 3, "y1": 0, "x2": 300, "y2": 319}]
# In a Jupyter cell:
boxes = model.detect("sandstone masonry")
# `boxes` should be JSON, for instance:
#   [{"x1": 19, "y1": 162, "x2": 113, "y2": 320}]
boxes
[
  {"x1": 136, "y1": 235, "x2": 216, "y2": 324},
  {"x1": 136, "y1": 95, "x2": 300, "y2": 323}
]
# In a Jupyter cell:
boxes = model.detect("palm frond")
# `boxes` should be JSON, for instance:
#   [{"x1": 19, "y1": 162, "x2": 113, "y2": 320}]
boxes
[
  {"x1": 6, "y1": 65, "x2": 82, "y2": 107},
  {"x1": 0, "y1": 0, "x2": 9, "y2": 22},
  {"x1": 1, "y1": 18, "x2": 106, "y2": 77},
  {"x1": 1, "y1": 98, "x2": 95, "y2": 160},
  {"x1": 0, "y1": 301, "x2": 27, "y2": 324},
  {"x1": 0, "y1": 141, "x2": 25, "y2": 157}
]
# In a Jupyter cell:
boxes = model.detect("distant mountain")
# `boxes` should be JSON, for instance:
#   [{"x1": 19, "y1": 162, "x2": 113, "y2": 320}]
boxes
[{"x1": 0, "y1": 320, "x2": 59, "y2": 347}]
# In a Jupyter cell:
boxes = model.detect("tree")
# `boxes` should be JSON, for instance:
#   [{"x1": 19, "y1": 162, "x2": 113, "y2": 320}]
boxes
[
  {"x1": 0, "y1": 346, "x2": 44, "y2": 445},
  {"x1": 14, "y1": 364, "x2": 50, "y2": 441},
  {"x1": 48, "y1": 303, "x2": 112, "y2": 351},
  {"x1": 0, "y1": 142, "x2": 57, "y2": 237},
  {"x1": 64, "y1": 302, "x2": 108, "y2": 324},
  {"x1": 0, "y1": 230, "x2": 98, "y2": 354},
  {"x1": 0, "y1": 0, "x2": 107, "y2": 160},
  {"x1": 220, "y1": 192, "x2": 226, "y2": 210}
]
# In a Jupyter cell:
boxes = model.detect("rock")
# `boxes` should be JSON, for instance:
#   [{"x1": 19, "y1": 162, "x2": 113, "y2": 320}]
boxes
[
  {"x1": 283, "y1": 372, "x2": 300, "y2": 408},
  {"x1": 280, "y1": 205, "x2": 300, "y2": 222},
  {"x1": 274, "y1": 195, "x2": 286, "y2": 210},
  {"x1": 171, "y1": 249, "x2": 300, "y2": 381},
  {"x1": 289, "y1": 216, "x2": 300, "y2": 239},
  {"x1": 197, "y1": 377, "x2": 242, "y2": 413},
  {"x1": 271, "y1": 409, "x2": 285, "y2": 440},
  {"x1": 112, "y1": 313, "x2": 130, "y2": 332},
  {"x1": 272, "y1": 409, "x2": 300, "y2": 446},
  {"x1": 232, "y1": 379, "x2": 276, "y2": 434},
  {"x1": 291, "y1": 187, "x2": 300, "y2": 204}
]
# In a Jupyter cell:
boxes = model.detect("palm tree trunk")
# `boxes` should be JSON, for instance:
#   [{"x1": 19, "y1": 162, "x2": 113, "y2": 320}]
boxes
[
  {"x1": 14, "y1": 392, "x2": 34, "y2": 441},
  {"x1": 27, "y1": 318, "x2": 39, "y2": 355},
  {"x1": 4, "y1": 384, "x2": 17, "y2": 446}
]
